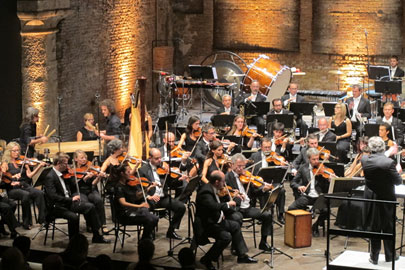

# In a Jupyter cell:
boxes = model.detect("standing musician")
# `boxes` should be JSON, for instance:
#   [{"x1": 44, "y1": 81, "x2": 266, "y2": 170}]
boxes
[
  {"x1": 389, "y1": 55, "x2": 404, "y2": 79},
  {"x1": 346, "y1": 85, "x2": 371, "y2": 123},
  {"x1": 376, "y1": 102, "x2": 404, "y2": 146},
  {"x1": 73, "y1": 150, "x2": 107, "y2": 234},
  {"x1": 44, "y1": 152, "x2": 109, "y2": 243},
  {"x1": 138, "y1": 148, "x2": 186, "y2": 240},
  {"x1": 328, "y1": 102, "x2": 352, "y2": 163},
  {"x1": 99, "y1": 99, "x2": 122, "y2": 142},
  {"x1": 362, "y1": 136, "x2": 402, "y2": 265},
  {"x1": 19, "y1": 107, "x2": 48, "y2": 157},
  {"x1": 216, "y1": 94, "x2": 239, "y2": 115},
  {"x1": 281, "y1": 83, "x2": 305, "y2": 107},
  {"x1": 318, "y1": 117, "x2": 336, "y2": 142},
  {"x1": 201, "y1": 141, "x2": 228, "y2": 184},
  {"x1": 196, "y1": 170, "x2": 257, "y2": 270},
  {"x1": 226, "y1": 115, "x2": 257, "y2": 153},
  {"x1": 241, "y1": 80, "x2": 267, "y2": 135},
  {"x1": 288, "y1": 148, "x2": 331, "y2": 237},
  {"x1": 113, "y1": 161, "x2": 158, "y2": 240},
  {"x1": 176, "y1": 115, "x2": 201, "y2": 152},
  {"x1": 1, "y1": 142, "x2": 46, "y2": 230},
  {"x1": 249, "y1": 138, "x2": 286, "y2": 224},
  {"x1": 225, "y1": 153, "x2": 274, "y2": 251},
  {"x1": 268, "y1": 122, "x2": 293, "y2": 161},
  {"x1": 76, "y1": 113, "x2": 99, "y2": 141}
]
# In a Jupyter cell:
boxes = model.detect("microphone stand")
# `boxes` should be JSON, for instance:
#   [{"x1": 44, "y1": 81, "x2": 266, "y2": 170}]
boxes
[
  {"x1": 365, "y1": 29, "x2": 371, "y2": 93},
  {"x1": 95, "y1": 92, "x2": 102, "y2": 165},
  {"x1": 57, "y1": 96, "x2": 63, "y2": 153}
]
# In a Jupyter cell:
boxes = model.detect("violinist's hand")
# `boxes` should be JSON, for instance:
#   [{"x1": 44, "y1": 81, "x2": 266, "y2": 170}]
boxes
[
  {"x1": 139, "y1": 202, "x2": 150, "y2": 209},
  {"x1": 263, "y1": 183, "x2": 273, "y2": 192},
  {"x1": 11, "y1": 181, "x2": 20, "y2": 186},
  {"x1": 228, "y1": 142, "x2": 236, "y2": 151},
  {"x1": 220, "y1": 111, "x2": 230, "y2": 115},
  {"x1": 12, "y1": 173, "x2": 21, "y2": 180},
  {"x1": 181, "y1": 152, "x2": 191, "y2": 163},
  {"x1": 147, "y1": 194, "x2": 160, "y2": 202},
  {"x1": 84, "y1": 172, "x2": 94, "y2": 180},
  {"x1": 72, "y1": 195, "x2": 80, "y2": 202},
  {"x1": 39, "y1": 161, "x2": 46, "y2": 167},
  {"x1": 228, "y1": 200, "x2": 236, "y2": 207},
  {"x1": 298, "y1": 186, "x2": 306, "y2": 193}
]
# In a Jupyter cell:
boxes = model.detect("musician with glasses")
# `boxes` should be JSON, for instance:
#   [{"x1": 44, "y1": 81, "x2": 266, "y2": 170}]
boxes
[{"x1": 76, "y1": 113, "x2": 99, "y2": 141}]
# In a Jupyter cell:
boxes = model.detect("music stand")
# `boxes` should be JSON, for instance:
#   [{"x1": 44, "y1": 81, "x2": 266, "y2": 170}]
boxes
[
  {"x1": 289, "y1": 102, "x2": 316, "y2": 116},
  {"x1": 322, "y1": 103, "x2": 337, "y2": 117},
  {"x1": 368, "y1": 65, "x2": 390, "y2": 80},
  {"x1": 211, "y1": 115, "x2": 235, "y2": 127},
  {"x1": 318, "y1": 142, "x2": 338, "y2": 160},
  {"x1": 33, "y1": 166, "x2": 52, "y2": 187},
  {"x1": 364, "y1": 123, "x2": 379, "y2": 137},
  {"x1": 188, "y1": 65, "x2": 217, "y2": 80},
  {"x1": 375, "y1": 80, "x2": 402, "y2": 94},
  {"x1": 328, "y1": 177, "x2": 365, "y2": 194},
  {"x1": 157, "y1": 114, "x2": 177, "y2": 130},
  {"x1": 258, "y1": 166, "x2": 288, "y2": 186},
  {"x1": 324, "y1": 162, "x2": 344, "y2": 177},
  {"x1": 266, "y1": 114, "x2": 294, "y2": 129},
  {"x1": 242, "y1": 101, "x2": 270, "y2": 116},
  {"x1": 398, "y1": 108, "x2": 405, "y2": 122}
]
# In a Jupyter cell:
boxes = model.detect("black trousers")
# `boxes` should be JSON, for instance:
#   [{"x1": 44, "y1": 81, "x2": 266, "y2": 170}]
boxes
[
  {"x1": 204, "y1": 219, "x2": 248, "y2": 261},
  {"x1": 288, "y1": 195, "x2": 327, "y2": 226},
  {"x1": 257, "y1": 187, "x2": 286, "y2": 215},
  {"x1": 8, "y1": 186, "x2": 46, "y2": 226},
  {"x1": 120, "y1": 208, "x2": 159, "y2": 240},
  {"x1": 240, "y1": 207, "x2": 272, "y2": 236},
  {"x1": 0, "y1": 197, "x2": 18, "y2": 233},
  {"x1": 80, "y1": 191, "x2": 106, "y2": 226},
  {"x1": 148, "y1": 196, "x2": 186, "y2": 231}
]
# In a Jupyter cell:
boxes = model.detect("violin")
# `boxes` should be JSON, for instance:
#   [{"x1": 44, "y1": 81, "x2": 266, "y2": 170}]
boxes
[
  {"x1": 242, "y1": 127, "x2": 263, "y2": 138},
  {"x1": 239, "y1": 171, "x2": 271, "y2": 189},
  {"x1": 264, "y1": 152, "x2": 288, "y2": 166},
  {"x1": 127, "y1": 175, "x2": 151, "y2": 187},
  {"x1": 1, "y1": 171, "x2": 13, "y2": 184},
  {"x1": 316, "y1": 146, "x2": 338, "y2": 160},
  {"x1": 117, "y1": 152, "x2": 144, "y2": 165},
  {"x1": 62, "y1": 167, "x2": 88, "y2": 179},
  {"x1": 312, "y1": 163, "x2": 336, "y2": 179},
  {"x1": 273, "y1": 134, "x2": 289, "y2": 146},
  {"x1": 217, "y1": 185, "x2": 239, "y2": 198},
  {"x1": 170, "y1": 147, "x2": 197, "y2": 164},
  {"x1": 192, "y1": 128, "x2": 202, "y2": 138},
  {"x1": 217, "y1": 154, "x2": 232, "y2": 166},
  {"x1": 15, "y1": 156, "x2": 49, "y2": 167},
  {"x1": 156, "y1": 162, "x2": 188, "y2": 179}
]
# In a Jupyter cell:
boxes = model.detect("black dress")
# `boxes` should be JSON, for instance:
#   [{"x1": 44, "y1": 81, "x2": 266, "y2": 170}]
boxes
[
  {"x1": 78, "y1": 127, "x2": 98, "y2": 141},
  {"x1": 331, "y1": 119, "x2": 350, "y2": 163},
  {"x1": 184, "y1": 133, "x2": 197, "y2": 152}
]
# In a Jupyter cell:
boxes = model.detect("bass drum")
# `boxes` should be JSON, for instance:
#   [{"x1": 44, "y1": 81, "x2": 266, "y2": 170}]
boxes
[
  {"x1": 202, "y1": 60, "x2": 245, "y2": 108},
  {"x1": 243, "y1": 55, "x2": 291, "y2": 102}
]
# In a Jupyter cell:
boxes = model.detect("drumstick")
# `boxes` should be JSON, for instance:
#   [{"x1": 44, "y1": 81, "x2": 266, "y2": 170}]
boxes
[
  {"x1": 43, "y1": 125, "x2": 50, "y2": 137},
  {"x1": 46, "y1": 129, "x2": 56, "y2": 138}
]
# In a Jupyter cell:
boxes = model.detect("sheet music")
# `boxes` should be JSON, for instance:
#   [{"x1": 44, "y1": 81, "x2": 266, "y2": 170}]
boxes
[{"x1": 395, "y1": 184, "x2": 405, "y2": 198}]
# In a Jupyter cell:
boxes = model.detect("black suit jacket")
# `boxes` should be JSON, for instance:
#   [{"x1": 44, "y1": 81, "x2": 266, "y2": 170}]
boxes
[
  {"x1": 346, "y1": 96, "x2": 371, "y2": 119},
  {"x1": 393, "y1": 67, "x2": 405, "y2": 78},
  {"x1": 376, "y1": 117, "x2": 404, "y2": 145},
  {"x1": 216, "y1": 106, "x2": 239, "y2": 115},
  {"x1": 249, "y1": 151, "x2": 264, "y2": 176},
  {"x1": 138, "y1": 163, "x2": 166, "y2": 195},
  {"x1": 281, "y1": 94, "x2": 304, "y2": 107},
  {"x1": 44, "y1": 169, "x2": 76, "y2": 208},
  {"x1": 290, "y1": 163, "x2": 329, "y2": 196},
  {"x1": 194, "y1": 140, "x2": 210, "y2": 168},
  {"x1": 319, "y1": 130, "x2": 337, "y2": 142},
  {"x1": 292, "y1": 147, "x2": 308, "y2": 170}
]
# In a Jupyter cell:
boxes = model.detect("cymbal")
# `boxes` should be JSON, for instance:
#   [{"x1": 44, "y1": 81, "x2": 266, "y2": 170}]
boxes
[{"x1": 328, "y1": 70, "x2": 343, "y2": 75}]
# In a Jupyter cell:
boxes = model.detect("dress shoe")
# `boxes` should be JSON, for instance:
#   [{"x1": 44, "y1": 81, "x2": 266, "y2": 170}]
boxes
[
  {"x1": 200, "y1": 256, "x2": 216, "y2": 270},
  {"x1": 277, "y1": 214, "x2": 285, "y2": 225},
  {"x1": 231, "y1": 249, "x2": 238, "y2": 256},
  {"x1": 237, "y1": 255, "x2": 258, "y2": 264},
  {"x1": 369, "y1": 257, "x2": 378, "y2": 265},
  {"x1": 386, "y1": 254, "x2": 400, "y2": 262},
  {"x1": 92, "y1": 235, "x2": 111, "y2": 244},
  {"x1": 259, "y1": 241, "x2": 272, "y2": 252},
  {"x1": 166, "y1": 230, "x2": 182, "y2": 240}
]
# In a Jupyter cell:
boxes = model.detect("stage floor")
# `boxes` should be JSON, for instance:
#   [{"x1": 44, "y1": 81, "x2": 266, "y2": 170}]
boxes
[
  {"x1": 329, "y1": 250, "x2": 405, "y2": 269},
  {"x1": 1, "y1": 183, "x2": 404, "y2": 270}
]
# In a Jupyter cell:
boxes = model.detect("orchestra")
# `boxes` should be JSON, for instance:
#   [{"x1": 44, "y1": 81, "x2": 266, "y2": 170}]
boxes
[{"x1": 4, "y1": 55, "x2": 405, "y2": 268}]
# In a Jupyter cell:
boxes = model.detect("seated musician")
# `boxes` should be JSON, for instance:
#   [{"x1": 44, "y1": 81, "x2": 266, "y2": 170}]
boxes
[
  {"x1": 318, "y1": 117, "x2": 336, "y2": 142},
  {"x1": 1, "y1": 142, "x2": 46, "y2": 230},
  {"x1": 100, "y1": 139, "x2": 125, "y2": 192},
  {"x1": 376, "y1": 102, "x2": 404, "y2": 146},
  {"x1": 239, "y1": 80, "x2": 266, "y2": 135},
  {"x1": 176, "y1": 115, "x2": 201, "y2": 152},
  {"x1": 328, "y1": 102, "x2": 352, "y2": 163},
  {"x1": 268, "y1": 98, "x2": 291, "y2": 115},
  {"x1": 268, "y1": 122, "x2": 293, "y2": 161},
  {"x1": 201, "y1": 141, "x2": 228, "y2": 184},
  {"x1": 196, "y1": 170, "x2": 257, "y2": 270},
  {"x1": 76, "y1": 113, "x2": 99, "y2": 141},
  {"x1": 226, "y1": 115, "x2": 257, "y2": 154},
  {"x1": 113, "y1": 161, "x2": 158, "y2": 240},
  {"x1": 44, "y1": 152, "x2": 109, "y2": 243},
  {"x1": 344, "y1": 136, "x2": 370, "y2": 177},
  {"x1": 281, "y1": 83, "x2": 308, "y2": 137},
  {"x1": 216, "y1": 94, "x2": 239, "y2": 115},
  {"x1": 0, "y1": 194, "x2": 18, "y2": 239},
  {"x1": 73, "y1": 150, "x2": 107, "y2": 234},
  {"x1": 138, "y1": 148, "x2": 186, "y2": 240},
  {"x1": 378, "y1": 123, "x2": 397, "y2": 158},
  {"x1": 292, "y1": 134, "x2": 320, "y2": 176},
  {"x1": 225, "y1": 153, "x2": 274, "y2": 252},
  {"x1": 19, "y1": 107, "x2": 48, "y2": 157},
  {"x1": 288, "y1": 148, "x2": 330, "y2": 237},
  {"x1": 99, "y1": 99, "x2": 122, "y2": 142},
  {"x1": 249, "y1": 138, "x2": 286, "y2": 224}
]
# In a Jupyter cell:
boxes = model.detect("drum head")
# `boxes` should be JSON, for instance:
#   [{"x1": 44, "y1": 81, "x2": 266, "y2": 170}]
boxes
[
  {"x1": 203, "y1": 60, "x2": 244, "y2": 107},
  {"x1": 267, "y1": 67, "x2": 292, "y2": 104}
]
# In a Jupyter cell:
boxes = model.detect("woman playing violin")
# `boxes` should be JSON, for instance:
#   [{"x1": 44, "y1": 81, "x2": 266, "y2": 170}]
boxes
[
  {"x1": 112, "y1": 161, "x2": 158, "y2": 240},
  {"x1": 176, "y1": 115, "x2": 201, "y2": 152},
  {"x1": 226, "y1": 115, "x2": 257, "y2": 154},
  {"x1": 73, "y1": 150, "x2": 107, "y2": 233},
  {"x1": 76, "y1": 113, "x2": 99, "y2": 141},
  {"x1": 1, "y1": 142, "x2": 46, "y2": 230},
  {"x1": 201, "y1": 141, "x2": 228, "y2": 184}
]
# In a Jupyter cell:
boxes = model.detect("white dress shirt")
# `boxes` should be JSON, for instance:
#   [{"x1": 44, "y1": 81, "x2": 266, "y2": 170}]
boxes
[
  {"x1": 307, "y1": 165, "x2": 319, "y2": 198},
  {"x1": 150, "y1": 163, "x2": 164, "y2": 197},
  {"x1": 234, "y1": 171, "x2": 250, "y2": 209}
]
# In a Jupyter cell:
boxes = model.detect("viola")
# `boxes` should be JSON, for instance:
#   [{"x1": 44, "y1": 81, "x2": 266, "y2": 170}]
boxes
[
  {"x1": 217, "y1": 185, "x2": 239, "y2": 198},
  {"x1": 264, "y1": 152, "x2": 288, "y2": 166},
  {"x1": 239, "y1": 171, "x2": 270, "y2": 189},
  {"x1": 242, "y1": 127, "x2": 263, "y2": 138},
  {"x1": 312, "y1": 163, "x2": 336, "y2": 179},
  {"x1": 127, "y1": 175, "x2": 151, "y2": 187}
]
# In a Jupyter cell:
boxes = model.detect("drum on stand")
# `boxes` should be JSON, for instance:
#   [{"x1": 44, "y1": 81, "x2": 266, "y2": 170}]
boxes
[{"x1": 243, "y1": 54, "x2": 292, "y2": 104}]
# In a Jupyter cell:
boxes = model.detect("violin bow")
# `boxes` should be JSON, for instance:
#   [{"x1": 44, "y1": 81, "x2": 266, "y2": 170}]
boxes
[
  {"x1": 72, "y1": 161, "x2": 81, "y2": 205},
  {"x1": 19, "y1": 146, "x2": 30, "y2": 175},
  {"x1": 135, "y1": 169, "x2": 148, "y2": 203}
]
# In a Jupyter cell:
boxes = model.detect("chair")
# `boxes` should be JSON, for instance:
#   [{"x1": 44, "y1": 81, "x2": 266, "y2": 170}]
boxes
[{"x1": 241, "y1": 217, "x2": 257, "y2": 248}]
